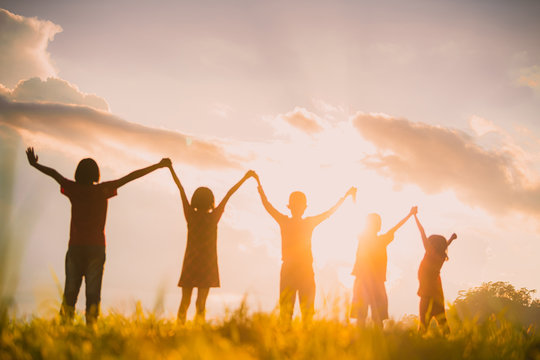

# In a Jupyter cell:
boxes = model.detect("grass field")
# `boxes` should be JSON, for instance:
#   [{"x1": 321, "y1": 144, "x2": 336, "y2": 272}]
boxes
[{"x1": 1, "y1": 303, "x2": 539, "y2": 360}]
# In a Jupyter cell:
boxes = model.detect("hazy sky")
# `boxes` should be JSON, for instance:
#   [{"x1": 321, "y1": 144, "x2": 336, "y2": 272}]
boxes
[{"x1": 1, "y1": 0, "x2": 539, "y2": 320}]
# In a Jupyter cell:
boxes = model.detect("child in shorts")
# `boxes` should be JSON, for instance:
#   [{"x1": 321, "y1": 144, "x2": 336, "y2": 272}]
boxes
[{"x1": 351, "y1": 206, "x2": 417, "y2": 326}]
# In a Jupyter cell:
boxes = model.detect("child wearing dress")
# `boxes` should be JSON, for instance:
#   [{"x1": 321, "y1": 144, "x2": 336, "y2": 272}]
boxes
[
  {"x1": 351, "y1": 207, "x2": 417, "y2": 326},
  {"x1": 26, "y1": 147, "x2": 169, "y2": 324},
  {"x1": 254, "y1": 172, "x2": 356, "y2": 324},
  {"x1": 413, "y1": 212, "x2": 456, "y2": 333},
  {"x1": 167, "y1": 164, "x2": 255, "y2": 323}
]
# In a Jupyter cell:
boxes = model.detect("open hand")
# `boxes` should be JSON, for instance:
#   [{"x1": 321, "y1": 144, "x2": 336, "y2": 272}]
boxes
[
  {"x1": 26, "y1": 147, "x2": 38, "y2": 166},
  {"x1": 449, "y1": 233, "x2": 457, "y2": 241},
  {"x1": 410, "y1": 206, "x2": 418, "y2": 216},
  {"x1": 347, "y1": 186, "x2": 357, "y2": 200}
]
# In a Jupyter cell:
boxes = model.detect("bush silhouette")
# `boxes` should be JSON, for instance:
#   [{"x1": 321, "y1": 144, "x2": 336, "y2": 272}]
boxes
[{"x1": 454, "y1": 281, "x2": 540, "y2": 327}]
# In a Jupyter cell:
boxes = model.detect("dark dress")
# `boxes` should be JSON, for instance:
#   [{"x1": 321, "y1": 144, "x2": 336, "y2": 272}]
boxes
[
  {"x1": 178, "y1": 206, "x2": 224, "y2": 288},
  {"x1": 417, "y1": 250, "x2": 446, "y2": 304}
]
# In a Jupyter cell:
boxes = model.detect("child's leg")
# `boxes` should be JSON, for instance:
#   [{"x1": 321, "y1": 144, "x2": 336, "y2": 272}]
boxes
[
  {"x1": 371, "y1": 281, "x2": 388, "y2": 327},
  {"x1": 84, "y1": 247, "x2": 106, "y2": 325},
  {"x1": 178, "y1": 287, "x2": 193, "y2": 323},
  {"x1": 195, "y1": 287, "x2": 210, "y2": 322},
  {"x1": 351, "y1": 278, "x2": 368, "y2": 326},
  {"x1": 432, "y1": 301, "x2": 449, "y2": 334},
  {"x1": 418, "y1": 296, "x2": 433, "y2": 332},
  {"x1": 298, "y1": 277, "x2": 315, "y2": 325},
  {"x1": 279, "y1": 264, "x2": 297, "y2": 325},
  {"x1": 60, "y1": 248, "x2": 83, "y2": 322}
]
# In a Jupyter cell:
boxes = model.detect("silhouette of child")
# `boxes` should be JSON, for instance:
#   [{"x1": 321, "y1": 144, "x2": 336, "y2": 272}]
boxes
[
  {"x1": 351, "y1": 207, "x2": 417, "y2": 326},
  {"x1": 25, "y1": 147, "x2": 169, "y2": 324},
  {"x1": 413, "y1": 211, "x2": 456, "y2": 333},
  {"x1": 167, "y1": 164, "x2": 255, "y2": 324},
  {"x1": 254, "y1": 173, "x2": 356, "y2": 324}
]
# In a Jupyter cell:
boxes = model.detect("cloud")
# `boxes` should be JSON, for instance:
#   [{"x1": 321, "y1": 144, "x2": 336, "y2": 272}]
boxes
[
  {"x1": 0, "y1": 8, "x2": 62, "y2": 88},
  {"x1": 278, "y1": 107, "x2": 325, "y2": 135},
  {"x1": 0, "y1": 95, "x2": 240, "y2": 170},
  {"x1": 352, "y1": 112, "x2": 540, "y2": 216},
  {"x1": 3, "y1": 77, "x2": 109, "y2": 111},
  {"x1": 469, "y1": 115, "x2": 499, "y2": 137},
  {"x1": 516, "y1": 65, "x2": 540, "y2": 90}
]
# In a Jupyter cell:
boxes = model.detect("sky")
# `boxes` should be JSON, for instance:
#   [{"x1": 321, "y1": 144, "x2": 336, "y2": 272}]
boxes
[{"x1": 1, "y1": 0, "x2": 539, "y2": 320}]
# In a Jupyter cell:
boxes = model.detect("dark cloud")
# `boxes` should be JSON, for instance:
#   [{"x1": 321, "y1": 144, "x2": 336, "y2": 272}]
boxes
[
  {"x1": 0, "y1": 96, "x2": 241, "y2": 169},
  {"x1": 352, "y1": 112, "x2": 540, "y2": 216}
]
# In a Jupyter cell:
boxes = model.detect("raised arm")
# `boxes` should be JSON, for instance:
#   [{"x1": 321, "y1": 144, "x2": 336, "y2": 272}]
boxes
[
  {"x1": 447, "y1": 233, "x2": 457, "y2": 247},
  {"x1": 26, "y1": 147, "x2": 66, "y2": 185},
  {"x1": 254, "y1": 173, "x2": 286, "y2": 222},
  {"x1": 215, "y1": 170, "x2": 255, "y2": 212},
  {"x1": 168, "y1": 164, "x2": 191, "y2": 218},
  {"x1": 112, "y1": 158, "x2": 169, "y2": 188},
  {"x1": 387, "y1": 206, "x2": 417, "y2": 235},
  {"x1": 310, "y1": 186, "x2": 356, "y2": 226},
  {"x1": 414, "y1": 214, "x2": 428, "y2": 249}
]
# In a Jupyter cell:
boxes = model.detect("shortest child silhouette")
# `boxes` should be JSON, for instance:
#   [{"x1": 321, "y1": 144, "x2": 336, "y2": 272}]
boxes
[
  {"x1": 26, "y1": 147, "x2": 169, "y2": 324},
  {"x1": 413, "y1": 211, "x2": 456, "y2": 333}
]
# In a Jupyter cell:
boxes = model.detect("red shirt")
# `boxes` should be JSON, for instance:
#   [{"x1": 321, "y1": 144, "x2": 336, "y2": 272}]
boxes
[{"x1": 60, "y1": 179, "x2": 118, "y2": 246}]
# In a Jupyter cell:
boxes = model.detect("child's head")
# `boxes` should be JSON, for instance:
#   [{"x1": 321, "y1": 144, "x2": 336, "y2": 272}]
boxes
[
  {"x1": 191, "y1": 187, "x2": 215, "y2": 212},
  {"x1": 366, "y1": 213, "x2": 382, "y2": 234},
  {"x1": 75, "y1": 158, "x2": 100, "y2": 184},
  {"x1": 427, "y1": 234, "x2": 449, "y2": 260},
  {"x1": 287, "y1": 191, "x2": 307, "y2": 217}
]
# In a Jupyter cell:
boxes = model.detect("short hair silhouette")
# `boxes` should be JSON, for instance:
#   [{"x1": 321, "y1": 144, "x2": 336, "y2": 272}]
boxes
[
  {"x1": 428, "y1": 234, "x2": 449, "y2": 260},
  {"x1": 288, "y1": 191, "x2": 307, "y2": 216},
  {"x1": 74, "y1": 158, "x2": 100, "y2": 184},
  {"x1": 191, "y1": 187, "x2": 215, "y2": 211},
  {"x1": 366, "y1": 213, "x2": 382, "y2": 233}
]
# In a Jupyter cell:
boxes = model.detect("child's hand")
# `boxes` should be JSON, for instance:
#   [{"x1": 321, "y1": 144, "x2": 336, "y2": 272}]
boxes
[
  {"x1": 26, "y1": 147, "x2": 38, "y2": 166},
  {"x1": 449, "y1": 233, "x2": 457, "y2": 241},
  {"x1": 159, "y1": 158, "x2": 172, "y2": 168},
  {"x1": 346, "y1": 187, "x2": 357, "y2": 200},
  {"x1": 410, "y1": 206, "x2": 418, "y2": 216},
  {"x1": 245, "y1": 170, "x2": 256, "y2": 179}
]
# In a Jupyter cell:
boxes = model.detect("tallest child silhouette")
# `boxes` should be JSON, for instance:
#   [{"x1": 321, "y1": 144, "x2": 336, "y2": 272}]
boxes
[{"x1": 26, "y1": 147, "x2": 170, "y2": 324}]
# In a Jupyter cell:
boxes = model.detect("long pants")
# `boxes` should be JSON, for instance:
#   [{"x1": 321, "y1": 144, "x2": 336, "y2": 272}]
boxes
[
  {"x1": 60, "y1": 245, "x2": 106, "y2": 324},
  {"x1": 279, "y1": 262, "x2": 315, "y2": 323}
]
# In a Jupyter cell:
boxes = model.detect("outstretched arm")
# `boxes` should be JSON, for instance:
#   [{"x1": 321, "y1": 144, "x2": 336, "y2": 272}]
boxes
[
  {"x1": 26, "y1": 147, "x2": 66, "y2": 185},
  {"x1": 414, "y1": 214, "x2": 428, "y2": 249},
  {"x1": 254, "y1": 173, "x2": 286, "y2": 222},
  {"x1": 387, "y1": 206, "x2": 417, "y2": 236},
  {"x1": 112, "y1": 158, "x2": 170, "y2": 188},
  {"x1": 311, "y1": 186, "x2": 357, "y2": 225},
  {"x1": 447, "y1": 233, "x2": 457, "y2": 247},
  {"x1": 215, "y1": 170, "x2": 255, "y2": 212},
  {"x1": 168, "y1": 164, "x2": 191, "y2": 218}
]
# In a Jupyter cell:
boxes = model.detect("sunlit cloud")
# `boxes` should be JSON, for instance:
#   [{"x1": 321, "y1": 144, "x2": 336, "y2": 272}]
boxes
[
  {"x1": 0, "y1": 8, "x2": 62, "y2": 88},
  {"x1": 276, "y1": 107, "x2": 326, "y2": 136},
  {"x1": 352, "y1": 112, "x2": 540, "y2": 217},
  {"x1": 2, "y1": 77, "x2": 109, "y2": 111},
  {"x1": 516, "y1": 65, "x2": 540, "y2": 90},
  {"x1": 469, "y1": 115, "x2": 499, "y2": 137},
  {"x1": 0, "y1": 95, "x2": 241, "y2": 170}
]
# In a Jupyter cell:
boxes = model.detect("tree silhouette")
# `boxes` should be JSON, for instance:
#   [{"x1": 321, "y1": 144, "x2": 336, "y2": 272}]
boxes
[{"x1": 454, "y1": 281, "x2": 540, "y2": 327}]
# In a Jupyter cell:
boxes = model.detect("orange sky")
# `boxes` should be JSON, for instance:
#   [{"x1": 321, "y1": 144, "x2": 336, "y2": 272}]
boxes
[{"x1": 1, "y1": 3, "x2": 539, "y2": 319}]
